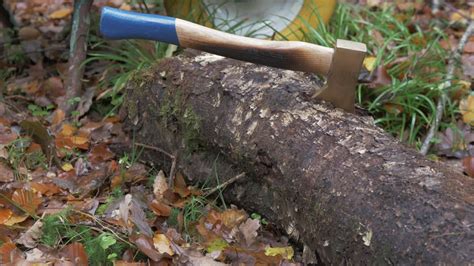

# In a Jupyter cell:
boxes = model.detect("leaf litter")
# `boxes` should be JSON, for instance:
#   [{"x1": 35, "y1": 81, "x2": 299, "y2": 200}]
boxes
[{"x1": 2, "y1": 0, "x2": 474, "y2": 264}]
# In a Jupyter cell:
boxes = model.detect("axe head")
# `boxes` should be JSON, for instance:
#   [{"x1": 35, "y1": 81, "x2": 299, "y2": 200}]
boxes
[{"x1": 314, "y1": 39, "x2": 367, "y2": 113}]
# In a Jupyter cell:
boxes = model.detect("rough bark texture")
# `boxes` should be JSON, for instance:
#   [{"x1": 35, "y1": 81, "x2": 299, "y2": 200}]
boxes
[
  {"x1": 120, "y1": 51, "x2": 474, "y2": 264},
  {"x1": 59, "y1": 0, "x2": 93, "y2": 116}
]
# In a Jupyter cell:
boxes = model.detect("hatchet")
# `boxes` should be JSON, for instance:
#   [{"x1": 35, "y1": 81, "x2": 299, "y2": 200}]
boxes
[{"x1": 100, "y1": 7, "x2": 366, "y2": 113}]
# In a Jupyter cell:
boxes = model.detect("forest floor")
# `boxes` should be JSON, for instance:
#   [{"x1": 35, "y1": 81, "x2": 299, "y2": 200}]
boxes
[{"x1": 0, "y1": 0, "x2": 473, "y2": 265}]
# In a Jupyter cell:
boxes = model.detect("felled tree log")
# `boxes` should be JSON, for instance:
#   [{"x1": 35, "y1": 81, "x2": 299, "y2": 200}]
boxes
[{"x1": 120, "y1": 50, "x2": 474, "y2": 264}]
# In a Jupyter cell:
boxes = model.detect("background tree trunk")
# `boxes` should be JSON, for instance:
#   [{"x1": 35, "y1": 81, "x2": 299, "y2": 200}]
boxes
[
  {"x1": 119, "y1": 50, "x2": 474, "y2": 264},
  {"x1": 59, "y1": 0, "x2": 93, "y2": 116}
]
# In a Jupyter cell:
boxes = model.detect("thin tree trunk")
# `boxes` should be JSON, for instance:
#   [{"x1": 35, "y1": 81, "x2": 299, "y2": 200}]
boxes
[{"x1": 59, "y1": 0, "x2": 93, "y2": 117}]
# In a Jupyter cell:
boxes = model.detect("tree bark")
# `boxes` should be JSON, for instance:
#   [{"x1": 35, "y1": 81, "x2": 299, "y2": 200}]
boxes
[
  {"x1": 120, "y1": 51, "x2": 474, "y2": 264},
  {"x1": 59, "y1": 0, "x2": 93, "y2": 117}
]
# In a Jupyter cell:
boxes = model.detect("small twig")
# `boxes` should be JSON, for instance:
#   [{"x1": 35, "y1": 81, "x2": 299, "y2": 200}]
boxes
[
  {"x1": 71, "y1": 209, "x2": 133, "y2": 246},
  {"x1": 4, "y1": 94, "x2": 33, "y2": 101},
  {"x1": 134, "y1": 142, "x2": 178, "y2": 187},
  {"x1": 204, "y1": 172, "x2": 246, "y2": 197},
  {"x1": 168, "y1": 151, "x2": 178, "y2": 188},
  {"x1": 135, "y1": 142, "x2": 174, "y2": 159},
  {"x1": 420, "y1": 20, "x2": 474, "y2": 155}
]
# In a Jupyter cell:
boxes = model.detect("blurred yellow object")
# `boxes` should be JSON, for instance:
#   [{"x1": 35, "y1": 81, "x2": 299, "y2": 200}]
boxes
[{"x1": 164, "y1": 0, "x2": 336, "y2": 41}]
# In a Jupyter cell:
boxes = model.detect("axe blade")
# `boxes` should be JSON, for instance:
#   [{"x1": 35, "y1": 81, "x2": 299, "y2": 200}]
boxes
[{"x1": 314, "y1": 39, "x2": 367, "y2": 113}]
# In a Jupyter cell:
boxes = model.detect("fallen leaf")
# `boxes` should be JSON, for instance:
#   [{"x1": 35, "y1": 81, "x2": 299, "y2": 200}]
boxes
[
  {"x1": 0, "y1": 242, "x2": 19, "y2": 264},
  {"x1": 0, "y1": 131, "x2": 17, "y2": 145},
  {"x1": 206, "y1": 238, "x2": 229, "y2": 253},
  {"x1": 12, "y1": 189, "x2": 42, "y2": 214},
  {"x1": 0, "y1": 208, "x2": 13, "y2": 224},
  {"x1": 368, "y1": 66, "x2": 392, "y2": 88},
  {"x1": 460, "y1": 95, "x2": 474, "y2": 125},
  {"x1": 18, "y1": 26, "x2": 40, "y2": 41},
  {"x1": 25, "y1": 248, "x2": 45, "y2": 262},
  {"x1": 16, "y1": 220, "x2": 43, "y2": 248},
  {"x1": 62, "y1": 163, "x2": 74, "y2": 172},
  {"x1": 363, "y1": 56, "x2": 377, "y2": 72},
  {"x1": 153, "y1": 234, "x2": 174, "y2": 256},
  {"x1": 463, "y1": 156, "x2": 474, "y2": 178},
  {"x1": 130, "y1": 234, "x2": 162, "y2": 262},
  {"x1": 71, "y1": 136, "x2": 88, "y2": 145},
  {"x1": 177, "y1": 247, "x2": 226, "y2": 266},
  {"x1": 49, "y1": 8, "x2": 73, "y2": 19},
  {"x1": 60, "y1": 242, "x2": 89, "y2": 265},
  {"x1": 462, "y1": 54, "x2": 474, "y2": 78},
  {"x1": 56, "y1": 135, "x2": 89, "y2": 150},
  {"x1": 238, "y1": 218, "x2": 260, "y2": 247},
  {"x1": 89, "y1": 143, "x2": 115, "y2": 164},
  {"x1": 45, "y1": 76, "x2": 64, "y2": 96},
  {"x1": 464, "y1": 41, "x2": 474, "y2": 53},
  {"x1": 51, "y1": 109, "x2": 65, "y2": 126},
  {"x1": 0, "y1": 161, "x2": 15, "y2": 183},
  {"x1": 264, "y1": 246, "x2": 294, "y2": 260},
  {"x1": 61, "y1": 124, "x2": 78, "y2": 137},
  {"x1": 383, "y1": 102, "x2": 404, "y2": 115},
  {"x1": 153, "y1": 170, "x2": 169, "y2": 200},
  {"x1": 174, "y1": 172, "x2": 190, "y2": 198},
  {"x1": 4, "y1": 214, "x2": 29, "y2": 226},
  {"x1": 221, "y1": 208, "x2": 247, "y2": 229},
  {"x1": 149, "y1": 199, "x2": 172, "y2": 217},
  {"x1": 435, "y1": 123, "x2": 474, "y2": 159},
  {"x1": 30, "y1": 182, "x2": 61, "y2": 196},
  {"x1": 362, "y1": 229, "x2": 373, "y2": 246}
]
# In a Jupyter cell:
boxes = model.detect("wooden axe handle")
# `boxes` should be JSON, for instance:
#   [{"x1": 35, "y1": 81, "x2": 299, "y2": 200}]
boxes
[{"x1": 100, "y1": 7, "x2": 334, "y2": 76}]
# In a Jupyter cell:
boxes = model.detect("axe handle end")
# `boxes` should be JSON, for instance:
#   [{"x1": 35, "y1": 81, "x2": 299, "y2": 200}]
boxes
[{"x1": 100, "y1": 7, "x2": 179, "y2": 45}]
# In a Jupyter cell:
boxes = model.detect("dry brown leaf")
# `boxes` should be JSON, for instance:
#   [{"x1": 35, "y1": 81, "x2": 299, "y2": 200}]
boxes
[
  {"x1": 463, "y1": 157, "x2": 474, "y2": 178},
  {"x1": 12, "y1": 189, "x2": 42, "y2": 214},
  {"x1": 238, "y1": 218, "x2": 260, "y2": 247},
  {"x1": 149, "y1": 199, "x2": 172, "y2": 217},
  {"x1": 0, "y1": 131, "x2": 17, "y2": 145},
  {"x1": 153, "y1": 170, "x2": 169, "y2": 200},
  {"x1": 60, "y1": 124, "x2": 77, "y2": 136},
  {"x1": 368, "y1": 66, "x2": 393, "y2": 88},
  {"x1": 0, "y1": 208, "x2": 13, "y2": 224},
  {"x1": 383, "y1": 103, "x2": 404, "y2": 115},
  {"x1": 0, "y1": 161, "x2": 15, "y2": 183},
  {"x1": 174, "y1": 172, "x2": 191, "y2": 198},
  {"x1": 60, "y1": 242, "x2": 88, "y2": 265},
  {"x1": 460, "y1": 95, "x2": 474, "y2": 125},
  {"x1": 464, "y1": 41, "x2": 474, "y2": 53},
  {"x1": 0, "y1": 242, "x2": 20, "y2": 264},
  {"x1": 130, "y1": 234, "x2": 162, "y2": 262},
  {"x1": 16, "y1": 220, "x2": 43, "y2": 248},
  {"x1": 4, "y1": 214, "x2": 29, "y2": 226},
  {"x1": 49, "y1": 8, "x2": 73, "y2": 19},
  {"x1": 153, "y1": 233, "x2": 174, "y2": 256},
  {"x1": 51, "y1": 109, "x2": 65, "y2": 126},
  {"x1": 462, "y1": 54, "x2": 474, "y2": 78},
  {"x1": 89, "y1": 143, "x2": 115, "y2": 164},
  {"x1": 221, "y1": 208, "x2": 247, "y2": 229},
  {"x1": 30, "y1": 182, "x2": 61, "y2": 196},
  {"x1": 177, "y1": 247, "x2": 227, "y2": 266},
  {"x1": 56, "y1": 135, "x2": 89, "y2": 150},
  {"x1": 18, "y1": 27, "x2": 40, "y2": 41}
]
